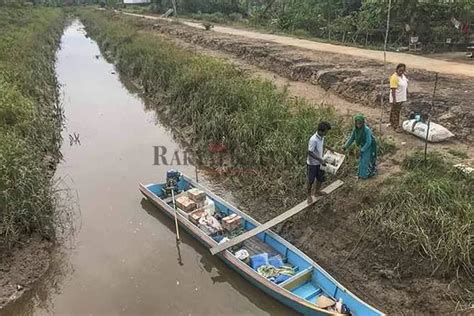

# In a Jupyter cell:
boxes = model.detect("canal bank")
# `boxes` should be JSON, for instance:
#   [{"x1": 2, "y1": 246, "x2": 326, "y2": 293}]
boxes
[
  {"x1": 0, "y1": 7, "x2": 66, "y2": 310},
  {"x1": 2, "y1": 20, "x2": 293, "y2": 315}
]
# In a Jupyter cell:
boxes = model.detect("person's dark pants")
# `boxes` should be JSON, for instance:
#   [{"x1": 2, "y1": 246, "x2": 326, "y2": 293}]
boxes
[
  {"x1": 389, "y1": 102, "x2": 403, "y2": 128},
  {"x1": 307, "y1": 164, "x2": 325, "y2": 185}
]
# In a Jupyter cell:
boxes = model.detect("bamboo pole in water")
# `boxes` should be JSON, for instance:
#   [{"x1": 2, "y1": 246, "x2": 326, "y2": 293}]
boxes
[{"x1": 171, "y1": 188, "x2": 180, "y2": 242}]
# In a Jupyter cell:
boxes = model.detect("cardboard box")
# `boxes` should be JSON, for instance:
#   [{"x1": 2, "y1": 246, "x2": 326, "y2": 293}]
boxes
[
  {"x1": 189, "y1": 208, "x2": 206, "y2": 225},
  {"x1": 175, "y1": 196, "x2": 196, "y2": 213},
  {"x1": 222, "y1": 214, "x2": 237, "y2": 222},
  {"x1": 321, "y1": 151, "x2": 345, "y2": 175},
  {"x1": 222, "y1": 214, "x2": 241, "y2": 231},
  {"x1": 187, "y1": 188, "x2": 206, "y2": 203}
]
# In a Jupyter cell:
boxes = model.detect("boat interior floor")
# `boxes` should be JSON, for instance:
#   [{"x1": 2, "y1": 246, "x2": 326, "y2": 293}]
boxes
[{"x1": 239, "y1": 236, "x2": 280, "y2": 258}]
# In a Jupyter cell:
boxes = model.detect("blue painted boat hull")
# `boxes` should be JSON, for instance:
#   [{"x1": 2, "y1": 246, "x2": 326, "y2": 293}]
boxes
[{"x1": 139, "y1": 173, "x2": 384, "y2": 316}]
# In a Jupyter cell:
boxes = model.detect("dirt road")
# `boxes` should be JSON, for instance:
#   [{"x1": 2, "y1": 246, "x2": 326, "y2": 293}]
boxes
[{"x1": 124, "y1": 12, "x2": 474, "y2": 78}]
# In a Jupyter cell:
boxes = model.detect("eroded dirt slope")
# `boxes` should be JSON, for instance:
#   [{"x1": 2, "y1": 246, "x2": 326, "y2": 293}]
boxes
[{"x1": 0, "y1": 237, "x2": 52, "y2": 309}]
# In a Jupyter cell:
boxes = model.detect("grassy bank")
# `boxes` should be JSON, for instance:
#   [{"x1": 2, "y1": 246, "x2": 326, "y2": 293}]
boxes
[
  {"x1": 360, "y1": 152, "x2": 473, "y2": 276},
  {"x1": 0, "y1": 6, "x2": 66, "y2": 249},
  {"x1": 78, "y1": 9, "x2": 471, "y2": 278}
]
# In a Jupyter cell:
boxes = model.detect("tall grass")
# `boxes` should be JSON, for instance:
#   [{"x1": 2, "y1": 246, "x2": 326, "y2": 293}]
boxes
[
  {"x1": 0, "y1": 7, "x2": 66, "y2": 249},
  {"x1": 360, "y1": 152, "x2": 473, "y2": 276}
]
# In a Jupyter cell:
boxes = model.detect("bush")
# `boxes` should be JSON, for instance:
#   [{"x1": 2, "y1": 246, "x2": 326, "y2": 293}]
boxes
[
  {"x1": 201, "y1": 12, "x2": 226, "y2": 24},
  {"x1": 292, "y1": 28, "x2": 311, "y2": 38},
  {"x1": 228, "y1": 12, "x2": 242, "y2": 22}
]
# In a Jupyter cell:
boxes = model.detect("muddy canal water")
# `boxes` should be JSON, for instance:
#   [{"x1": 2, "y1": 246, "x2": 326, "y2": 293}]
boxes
[{"x1": 4, "y1": 21, "x2": 293, "y2": 315}]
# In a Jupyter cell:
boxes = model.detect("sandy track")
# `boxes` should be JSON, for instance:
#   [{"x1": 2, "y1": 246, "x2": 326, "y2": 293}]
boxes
[{"x1": 123, "y1": 12, "x2": 474, "y2": 78}]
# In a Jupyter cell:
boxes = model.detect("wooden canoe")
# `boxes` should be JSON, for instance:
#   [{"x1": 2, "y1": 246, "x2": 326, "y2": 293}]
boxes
[{"x1": 139, "y1": 173, "x2": 384, "y2": 316}]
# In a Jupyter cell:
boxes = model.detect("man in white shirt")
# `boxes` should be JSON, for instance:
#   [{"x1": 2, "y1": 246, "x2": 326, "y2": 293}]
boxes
[{"x1": 307, "y1": 122, "x2": 333, "y2": 203}]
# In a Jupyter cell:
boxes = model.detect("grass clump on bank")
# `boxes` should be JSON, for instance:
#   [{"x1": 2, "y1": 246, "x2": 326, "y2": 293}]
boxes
[
  {"x1": 360, "y1": 152, "x2": 473, "y2": 275},
  {"x1": 0, "y1": 6, "x2": 66, "y2": 249}
]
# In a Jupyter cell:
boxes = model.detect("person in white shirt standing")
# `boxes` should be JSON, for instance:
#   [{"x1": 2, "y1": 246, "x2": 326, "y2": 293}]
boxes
[
  {"x1": 307, "y1": 122, "x2": 333, "y2": 203},
  {"x1": 389, "y1": 63, "x2": 409, "y2": 132}
]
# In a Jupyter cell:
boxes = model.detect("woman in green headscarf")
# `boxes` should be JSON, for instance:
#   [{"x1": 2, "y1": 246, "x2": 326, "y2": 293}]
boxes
[{"x1": 342, "y1": 114, "x2": 377, "y2": 179}]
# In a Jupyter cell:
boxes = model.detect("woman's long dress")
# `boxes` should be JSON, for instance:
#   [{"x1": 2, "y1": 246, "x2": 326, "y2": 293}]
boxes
[{"x1": 344, "y1": 126, "x2": 377, "y2": 179}]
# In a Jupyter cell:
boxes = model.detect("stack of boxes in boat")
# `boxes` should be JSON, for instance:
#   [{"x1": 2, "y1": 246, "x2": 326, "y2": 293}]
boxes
[
  {"x1": 222, "y1": 213, "x2": 241, "y2": 232},
  {"x1": 175, "y1": 196, "x2": 196, "y2": 213},
  {"x1": 186, "y1": 188, "x2": 208, "y2": 225},
  {"x1": 187, "y1": 188, "x2": 206, "y2": 208},
  {"x1": 175, "y1": 188, "x2": 240, "y2": 233}
]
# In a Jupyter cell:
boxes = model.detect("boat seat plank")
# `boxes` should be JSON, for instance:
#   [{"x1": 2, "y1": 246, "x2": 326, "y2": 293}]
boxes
[
  {"x1": 292, "y1": 282, "x2": 322, "y2": 300},
  {"x1": 210, "y1": 180, "x2": 344, "y2": 255},
  {"x1": 280, "y1": 267, "x2": 313, "y2": 290}
]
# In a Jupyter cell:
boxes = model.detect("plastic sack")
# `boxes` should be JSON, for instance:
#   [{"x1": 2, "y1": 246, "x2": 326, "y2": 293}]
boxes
[
  {"x1": 275, "y1": 274, "x2": 291, "y2": 284},
  {"x1": 235, "y1": 249, "x2": 250, "y2": 261},
  {"x1": 203, "y1": 198, "x2": 215, "y2": 215},
  {"x1": 268, "y1": 255, "x2": 284, "y2": 268},
  {"x1": 402, "y1": 119, "x2": 454, "y2": 142},
  {"x1": 249, "y1": 253, "x2": 269, "y2": 270},
  {"x1": 198, "y1": 214, "x2": 222, "y2": 235}
]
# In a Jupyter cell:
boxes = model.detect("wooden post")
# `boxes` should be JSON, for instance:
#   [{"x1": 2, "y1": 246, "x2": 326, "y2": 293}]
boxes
[
  {"x1": 379, "y1": 0, "x2": 392, "y2": 134},
  {"x1": 171, "y1": 0, "x2": 177, "y2": 17},
  {"x1": 424, "y1": 73, "x2": 439, "y2": 161}
]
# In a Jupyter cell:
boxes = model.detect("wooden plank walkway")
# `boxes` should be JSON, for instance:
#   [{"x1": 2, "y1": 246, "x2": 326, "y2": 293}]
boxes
[{"x1": 210, "y1": 180, "x2": 344, "y2": 255}]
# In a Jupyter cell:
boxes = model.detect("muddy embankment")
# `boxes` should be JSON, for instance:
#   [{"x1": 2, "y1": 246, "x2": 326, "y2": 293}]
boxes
[
  {"x1": 80, "y1": 10, "x2": 472, "y2": 315},
  {"x1": 0, "y1": 7, "x2": 66, "y2": 310},
  {"x1": 141, "y1": 17, "x2": 474, "y2": 142}
]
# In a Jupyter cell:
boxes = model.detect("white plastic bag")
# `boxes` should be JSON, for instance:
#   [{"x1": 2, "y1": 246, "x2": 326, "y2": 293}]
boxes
[
  {"x1": 235, "y1": 249, "x2": 250, "y2": 261},
  {"x1": 198, "y1": 214, "x2": 222, "y2": 235},
  {"x1": 204, "y1": 198, "x2": 215, "y2": 215},
  {"x1": 402, "y1": 119, "x2": 454, "y2": 142}
]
